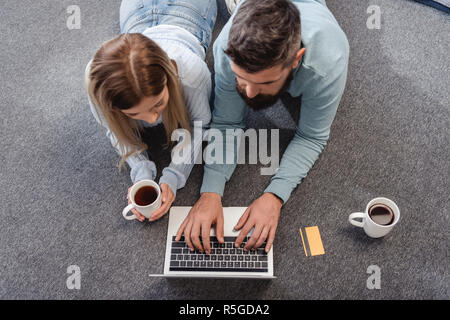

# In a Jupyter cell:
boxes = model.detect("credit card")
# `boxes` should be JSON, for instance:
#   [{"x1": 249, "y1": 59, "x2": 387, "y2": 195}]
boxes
[{"x1": 299, "y1": 226, "x2": 325, "y2": 256}]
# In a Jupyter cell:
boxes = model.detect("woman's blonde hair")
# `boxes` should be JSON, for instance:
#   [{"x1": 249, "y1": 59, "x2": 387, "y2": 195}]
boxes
[{"x1": 86, "y1": 33, "x2": 191, "y2": 170}]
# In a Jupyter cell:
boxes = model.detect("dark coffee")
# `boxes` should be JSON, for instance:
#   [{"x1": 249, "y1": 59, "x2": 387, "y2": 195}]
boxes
[
  {"x1": 368, "y1": 204, "x2": 394, "y2": 225},
  {"x1": 134, "y1": 186, "x2": 158, "y2": 206}
]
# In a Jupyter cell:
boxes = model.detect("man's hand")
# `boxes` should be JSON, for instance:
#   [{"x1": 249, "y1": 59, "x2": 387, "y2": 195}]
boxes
[
  {"x1": 234, "y1": 192, "x2": 282, "y2": 253},
  {"x1": 175, "y1": 192, "x2": 224, "y2": 254}
]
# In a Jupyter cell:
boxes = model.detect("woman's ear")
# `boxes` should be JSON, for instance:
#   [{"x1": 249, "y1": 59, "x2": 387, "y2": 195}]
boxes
[{"x1": 171, "y1": 59, "x2": 178, "y2": 75}]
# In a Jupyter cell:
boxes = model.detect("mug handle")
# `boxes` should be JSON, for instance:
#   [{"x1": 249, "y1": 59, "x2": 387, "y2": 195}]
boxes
[
  {"x1": 122, "y1": 203, "x2": 137, "y2": 220},
  {"x1": 349, "y1": 212, "x2": 365, "y2": 227}
]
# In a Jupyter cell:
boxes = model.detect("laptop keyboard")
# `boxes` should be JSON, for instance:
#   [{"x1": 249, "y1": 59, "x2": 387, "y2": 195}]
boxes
[{"x1": 169, "y1": 236, "x2": 269, "y2": 272}]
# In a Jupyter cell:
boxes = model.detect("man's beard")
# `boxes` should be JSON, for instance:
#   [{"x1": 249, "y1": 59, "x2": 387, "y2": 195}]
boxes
[{"x1": 236, "y1": 70, "x2": 294, "y2": 111}]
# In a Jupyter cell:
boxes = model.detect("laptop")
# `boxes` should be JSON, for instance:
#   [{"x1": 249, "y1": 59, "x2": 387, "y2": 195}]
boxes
[{"x1": 150, "y1": 206, "x2": 275, "y2": 279}]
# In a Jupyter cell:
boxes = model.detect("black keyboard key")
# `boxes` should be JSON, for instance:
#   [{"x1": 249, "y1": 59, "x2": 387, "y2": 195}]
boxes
[
  {"x1": 194, "y1": 261, "x2": 199, "y2": 267},
  {"x1": 191, "y1": 255, "x2": 197, "y2": 261},
  {"x1": 251, "y1": 256, "x2": 257, "y2": 261},
  {"x1": 238, "y1": 256, "x2": 243, "y2": 261},
  {"x1": 171, "y1": 255, "x2": 176, "y2": 260},
  {"x1": 207, "y1": 261, "x2": 213, "y2": 267},
  {"x1": 181, "y1": 261, "x2": 186, "y2": 267},
  {"x1": 225, "y1": 255, "x2": 231, "y2": 261},
  {"x1": 184, "y1": 255, "x2": 190, "y2": 260},
  {"x1": 262, "y1": 262, "x2": 268, "y2": 268},
  {"x1": 187, "y1": 261, "x2": 193, "y2": 267},
  {"x1": 211, "y1": 255, "x2": 217, "y2": 261},
  {"x1": 231, "y1": 256, "x2": 237, "y2": 261},
  {"x1": 226, "y1": 242, "x2": 232, "y2": 248},
  {"x1": 227, "y1": 262, "x2": 233, "y2": 268},
  {"x1": 221, "y1": 262, "x2": 227, "y2": 268},
  {"x1": 201, "y1": 261, "x2": 206, "y2": 267},
  {"x1": 245, "y1": 256, "x2": 250, "y2": 261},
  {"x1": 214, "y1": 262, "x2": 220, "y2": 268},
  {"x1": 171, "y1": 248, "x2": 182, "y2": 254},
  {"x1": 258, "y1": 256, "x2": 268, "y2": 261},
  {"x1": 172, "y1": 242, "x2": 186, "y2": 248},
  {"x1": 218, "y1": 255, "x2": 224, "y2": 261},
  {"x1": 198, "y1": 255, "x2": 203, "y2": 261},
  {"x1": 170, "y1": 261, "x2": 179, "y2": 267}
]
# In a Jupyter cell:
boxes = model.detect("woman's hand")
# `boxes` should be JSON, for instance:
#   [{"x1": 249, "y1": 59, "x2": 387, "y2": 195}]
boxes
[
  {"x1": 127, "y1": 186, "x2": 146, "y2": 222},
  {"x1": 148, "y1": 183, "x2": 175, "y2": 222}
]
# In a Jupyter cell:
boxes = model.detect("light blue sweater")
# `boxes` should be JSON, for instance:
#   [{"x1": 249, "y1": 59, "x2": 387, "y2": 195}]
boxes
[{"x1": 200, "y1": 0, "x2": 350, "y2": 203}]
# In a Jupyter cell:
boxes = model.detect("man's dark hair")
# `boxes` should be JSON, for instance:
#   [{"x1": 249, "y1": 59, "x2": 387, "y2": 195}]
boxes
[{"x1": 225, "y1": 0, "x2": 301, "y2": 73}]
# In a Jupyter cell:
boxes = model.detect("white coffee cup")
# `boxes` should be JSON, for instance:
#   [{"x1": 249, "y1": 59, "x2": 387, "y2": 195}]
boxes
[
  {"x1": 122, "y1": 180, "x2": 161, "y2": 220},
  {"x1": 349, "y1": 197, "x2": 400, "y2": 238}
]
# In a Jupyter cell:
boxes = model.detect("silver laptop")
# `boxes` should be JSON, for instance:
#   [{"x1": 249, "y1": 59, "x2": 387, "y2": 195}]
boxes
[{"x1": 150, "y1": 206, "x2": 275, "y2": 279}]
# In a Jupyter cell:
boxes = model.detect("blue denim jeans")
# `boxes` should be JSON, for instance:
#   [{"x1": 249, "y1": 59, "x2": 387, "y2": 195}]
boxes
[{"x1": 120, "y1": 0, "x2": 217, "y2": 52}]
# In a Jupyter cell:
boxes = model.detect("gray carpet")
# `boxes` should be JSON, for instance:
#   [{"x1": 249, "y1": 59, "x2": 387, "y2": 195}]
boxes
[{"x1": 0, "y1": 0, "x2": 448, "y2": 299}]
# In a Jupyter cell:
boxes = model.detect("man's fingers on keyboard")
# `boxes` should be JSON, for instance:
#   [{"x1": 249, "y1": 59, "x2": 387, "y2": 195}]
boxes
[
  {"x1": 265, "y1": 228, "x2": 276, "y2": 253},
  {"x1": 255, "y1": 226, "x2": 269, "y2": 249},
  {"x1": 216, "y1": 212, "x2": 225, "y2": 243},
  {"x1": 184, "y1": 220, "x2": 194, "y2": 251},
  {"x1": 176, "y1": 217, "x2": 189, "y2": 241},
  {"x1": 175, "y1": 225, "x2": 185, "y2": 242},
  {"x1": 245, "y1": 225, "x2": 262, "y2": 251},
  {"x1": 244, "y1": 233, "x2": 257, "y2": 250},
  {"x1": 234, "y1": 207, "x2": 250, "y2": 231},
  {"x1": 235, "y1": 226, "x2": 252, "y2": 249},
  {"x1": 191, "y1": 221, "x2": 203, "y2": 252},
  {"x1": 201, "y1": 228, "x2": 211, "y2": 254}
]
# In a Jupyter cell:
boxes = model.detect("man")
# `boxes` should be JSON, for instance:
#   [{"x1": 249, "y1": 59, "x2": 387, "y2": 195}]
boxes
[{"x1": 176, "y1": 0, "x2": 349, "y2": 254}]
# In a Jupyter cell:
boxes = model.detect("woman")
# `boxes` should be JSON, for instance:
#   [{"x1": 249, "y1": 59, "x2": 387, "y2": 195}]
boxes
[{"x1": 85, "y1": 0, "x2": 217, "y2": 222}]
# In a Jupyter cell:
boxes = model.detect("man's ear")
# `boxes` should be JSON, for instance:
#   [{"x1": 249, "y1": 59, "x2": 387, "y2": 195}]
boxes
[{"x1": 292, "y1": 48, "x2": 306, "y2": 69}]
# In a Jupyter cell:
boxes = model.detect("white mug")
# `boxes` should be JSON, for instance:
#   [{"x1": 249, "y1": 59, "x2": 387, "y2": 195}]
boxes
[
  {"x1": 122, "y1": 180, "x2": 161, "y2": 220},
  {"x1": 348, "y1": 197, "x2": 400, "y2": 238}
]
